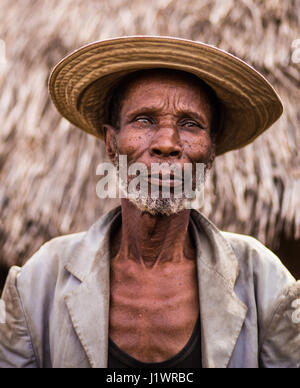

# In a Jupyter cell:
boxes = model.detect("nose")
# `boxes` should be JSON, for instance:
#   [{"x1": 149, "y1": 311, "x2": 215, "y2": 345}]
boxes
[{"x1": 149, "y1": 127, "x2": 183, "y2": 159}]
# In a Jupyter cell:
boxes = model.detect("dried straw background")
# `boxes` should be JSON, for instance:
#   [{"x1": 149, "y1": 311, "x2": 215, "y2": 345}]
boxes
[{"x1": 0, "y1": 0, "x2": 299, "y2": 288}]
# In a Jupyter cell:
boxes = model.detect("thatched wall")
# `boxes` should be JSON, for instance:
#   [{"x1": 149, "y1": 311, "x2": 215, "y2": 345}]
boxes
[{"x1": 0, "y1": 0, "x2": 299, "y2": 289}]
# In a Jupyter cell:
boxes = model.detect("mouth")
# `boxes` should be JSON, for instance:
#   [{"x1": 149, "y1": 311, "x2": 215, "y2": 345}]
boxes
[{"x1": 142, "y1": 173, "x2": 184, "y2": 188}]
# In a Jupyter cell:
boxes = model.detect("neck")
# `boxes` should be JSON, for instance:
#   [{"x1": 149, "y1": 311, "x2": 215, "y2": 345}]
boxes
[{"x1": 112, "y1": 199, "x2": 195, "y2": 268}]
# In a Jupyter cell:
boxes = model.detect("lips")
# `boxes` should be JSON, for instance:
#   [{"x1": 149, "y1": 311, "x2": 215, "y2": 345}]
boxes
[{"x1": 141, "y1": 173, "x2": 184, "y2": 188}]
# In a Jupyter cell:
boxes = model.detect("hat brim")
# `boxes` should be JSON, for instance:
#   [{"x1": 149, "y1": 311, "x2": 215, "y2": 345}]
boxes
[{"x1": 49, "y1": 36, "x2": 283, "y2": 156}]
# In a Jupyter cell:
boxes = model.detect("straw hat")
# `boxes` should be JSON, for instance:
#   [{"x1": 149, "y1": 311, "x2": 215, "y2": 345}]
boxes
[{"x1": 49, "y1": 36, "x2": 283, "y2": 156}]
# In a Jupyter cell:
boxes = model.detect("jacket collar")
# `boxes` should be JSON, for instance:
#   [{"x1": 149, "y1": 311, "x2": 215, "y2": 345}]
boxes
[
  {"x1": 64, "y1": 206, "x2": 247, "y2": 368},
  {"x1": 64, "y1": 207, "x2": 120, "y2": 368},
  {"x1": 190, "y1": 211, "x2": 248, "y2": 368}
]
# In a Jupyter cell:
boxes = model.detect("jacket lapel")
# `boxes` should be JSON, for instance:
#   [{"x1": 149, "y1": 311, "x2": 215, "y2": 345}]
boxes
[
  {"x1": 64, "y1": 207, "x2": 120, "y2": 368},
  {"x1": 191, "y1": 212, "x2": 248, "y2": 368},
  {"x1": 64, "y1": 264, "x2": 110, "y2": 368}
]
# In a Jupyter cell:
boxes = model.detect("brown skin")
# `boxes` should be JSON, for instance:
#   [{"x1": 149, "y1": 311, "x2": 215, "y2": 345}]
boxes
[{"x1": 103, "y1": 70, "x2": 215, "y2": 363}]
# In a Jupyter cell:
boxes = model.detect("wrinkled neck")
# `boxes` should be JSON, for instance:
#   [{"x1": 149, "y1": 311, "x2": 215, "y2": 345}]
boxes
[{"x1": 112, "y1": 199, "x2": 195, "y2": 268}]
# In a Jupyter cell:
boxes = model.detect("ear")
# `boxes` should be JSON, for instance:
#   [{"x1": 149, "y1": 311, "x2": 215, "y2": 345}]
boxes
[
  {"x1": 206, "y1": 141, "x2": 216, "y2": 171},
  {"x1": 102, "y1": 124, "x2": 118, "y2": 163}
]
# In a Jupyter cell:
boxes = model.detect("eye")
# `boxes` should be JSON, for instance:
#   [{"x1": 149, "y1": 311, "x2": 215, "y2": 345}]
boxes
[
  {"x1": 134, "y1": 116, "x2": 153, "y2": 125},
  {"x1": 180, "y1": 120, "x2": 202, "y2": 129},
  {"x1": 137, "y1": 117, "x2": 150, "y2": 123}
]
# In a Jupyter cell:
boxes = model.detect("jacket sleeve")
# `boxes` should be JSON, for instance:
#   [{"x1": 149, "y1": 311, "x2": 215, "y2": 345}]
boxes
[
  {"x1": 0, "y1": 266, "x2": 38, "y2": 368},
  {"x1": 259, "y1": 280, "x2": 300, "y2": 368}
]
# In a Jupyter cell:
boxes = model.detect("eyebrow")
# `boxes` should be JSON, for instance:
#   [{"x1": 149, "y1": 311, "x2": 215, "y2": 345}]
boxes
[{"x1": 125, "y1": 106, "x2": 161, "y2": 117}]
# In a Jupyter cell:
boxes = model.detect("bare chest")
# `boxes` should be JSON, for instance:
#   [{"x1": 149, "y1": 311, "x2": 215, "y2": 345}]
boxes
[{"x1": 109, "y1": 260, "x2": 199, "y2": 363}]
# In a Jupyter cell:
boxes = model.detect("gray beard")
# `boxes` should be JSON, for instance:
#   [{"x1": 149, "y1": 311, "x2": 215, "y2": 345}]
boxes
[{"x1": 128, "y1": 195, "x2": 187, "y2": 216}]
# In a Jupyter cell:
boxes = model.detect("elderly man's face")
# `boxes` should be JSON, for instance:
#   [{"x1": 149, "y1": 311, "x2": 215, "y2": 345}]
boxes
[{"x1": 104, "y1": 70, "x2": 216, "y2": 215}]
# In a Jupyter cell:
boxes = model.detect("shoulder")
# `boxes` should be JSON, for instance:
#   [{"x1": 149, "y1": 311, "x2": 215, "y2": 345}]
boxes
[
  {"x1": 15, "y1": 206, "x2": 122, "y2": 296},
  {"x1": 221, "y1": 231, "x2": 294, "y2": 283},
  {"x1": 220, "y1": 231, "x2": 296, "y2": 308},
  {"x1": 15, "y1": 231, "x2": 87, "y2": 306},
  {"x1": 19, "y1": 231, "x2": 86, "y2": 279},
  {"x1": 191, "y1": 210, "x2": 296, "y2": 291},
  {"x1": 222, "y1": 231, "x2": 276, "y2": 260},
  {"x1": 221, "y1": 231, "x2": 300, "y2": 339}
]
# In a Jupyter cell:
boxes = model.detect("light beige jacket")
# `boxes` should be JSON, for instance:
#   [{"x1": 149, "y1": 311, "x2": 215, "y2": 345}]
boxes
[{"x1": 0, "y1": 206, "x2": 299, "y2": 368}]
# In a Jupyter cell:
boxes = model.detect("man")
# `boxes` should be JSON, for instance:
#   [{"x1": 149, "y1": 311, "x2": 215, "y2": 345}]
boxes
[{"x1": 0, "y1": 36, "x2": 299, "y2": 368}]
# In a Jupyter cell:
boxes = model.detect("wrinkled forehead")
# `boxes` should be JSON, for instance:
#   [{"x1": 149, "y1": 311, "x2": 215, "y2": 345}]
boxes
[{"x1": 118, "y1": 68, "x2": 215, "y2": 101}]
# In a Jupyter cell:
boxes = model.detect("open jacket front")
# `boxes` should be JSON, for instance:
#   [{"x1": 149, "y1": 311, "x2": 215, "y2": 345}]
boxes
[{"x1": 0, "y1": 206, "x2": 299, "y2": 368}]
